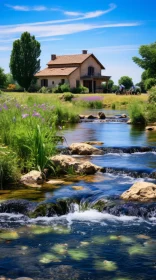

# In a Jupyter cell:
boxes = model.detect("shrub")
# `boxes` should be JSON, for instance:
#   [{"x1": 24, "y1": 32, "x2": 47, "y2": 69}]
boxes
[
  {"x1": 144, "y1": 78, "x2": 156, "y2": 90},
  {"x1": 52, "y1": 85, "x2": 62, "y2": 93},
  {"x1": 111, "y1": 103, "x2": 116, "y2": 109},
  {"x1": 146, "y1": 103, "x2": 156, "y2": 123},
  {"x1": 61, "y1": 92, "x2": 74, "y2": 101},
  {"x1": 148, "y1": 86, "x2": 156, "y2": 103},
  {"x1": 38, "y1": 86, "x2": 48, "y2": 93},
  {"x1": 60, "y1": 83, "x2": 70, "y2": 93},
  {"x1": 128, "y1": 100, "x2": 146, "y2": 124},
  {"x1": 7, "y1": 84, "x2": 16, "y2": 90},
  {"x1": 0, "y1": 149, "x2": 19, "y2": 188}
]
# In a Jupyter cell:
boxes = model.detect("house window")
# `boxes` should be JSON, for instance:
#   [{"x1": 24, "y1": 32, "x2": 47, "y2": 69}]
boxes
[
  {"x1": 61, "y1": 79, "x2": 65, "y2": 84},
  {"x1": 88, "y1": 66, "x2": 94, "y2": 76},
  {"x1": 52, "y1": 81, "x2": 54, "y2": 85},
  {"x1": 41, "y1": 79, "x2": 48, "y2": 87},
  {"x1": 76, "y1": 80, "x2": 80, "y2": 87}
]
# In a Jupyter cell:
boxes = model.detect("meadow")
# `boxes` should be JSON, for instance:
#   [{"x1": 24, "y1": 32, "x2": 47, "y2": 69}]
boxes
[{"x1": 0, "y1": 90, "x2": 155, "y2": 187}]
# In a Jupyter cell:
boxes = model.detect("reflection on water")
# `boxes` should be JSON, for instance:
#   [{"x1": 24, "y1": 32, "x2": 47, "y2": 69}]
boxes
[{"x1": 63, "y1": 122, "x2": 155, "y2": 147}]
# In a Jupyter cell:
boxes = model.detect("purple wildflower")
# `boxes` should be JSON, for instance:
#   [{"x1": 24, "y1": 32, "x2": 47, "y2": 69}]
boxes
[
  {"x1": 22, "y1": 113, "x2": 29, "y2": 119},
  {"x1": 0, "y1": 107, "x2": 2, "y2": 112},
  {"x1": 16, "y1": 103, "x2": 20, "y2": 108},
  {"x1": 32, "y1": 111, "x2": 41, "y2": 117},
  {"x1": 3, "y1": 104, "x2": 8, "y2": 110}
]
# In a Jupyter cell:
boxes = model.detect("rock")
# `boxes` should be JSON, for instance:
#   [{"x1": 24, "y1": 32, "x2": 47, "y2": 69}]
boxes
[
  {"x1": 79, "y1": 115, "x2": 85, "y2": 119},
  {"x1": 120, "y1": 114, "x2": 127, "y2": 118},
  {"x1": 0, "y1": 199, "x2": 35, "y2": 215},
  {"x1": 20, "y1": 170, "x2": 44, "y2": 186},
  {"x1": 82, "y1": 141, "x2": 104, "y2": 146},
  {"x1": 127, "y1": 119, "x2": 132, "y2": 124},
  {"x1": 121, "y1": 182, "x2": 156, "y2": 202},
  {"x1": 146, "y1": 126, "x2": 156, "y2": 131},
  {"x1": 46, "y1": 179, "x2": 65, "y2": 185},
  {"x1": 69, "y1": 143, "x2": 103, "y2": 155},
  {"x1": 98, "y1": 112, "x2": 106, "y2": 119},
  {"x1": 72, "y1": 186, "x2": 84, "y2": 190},
  {"x1": 86, "y1": 114, "x2": 97, "y2": 119},
  {"x1": 50, "y1": 155, "x2": 102, "y2": 175}
]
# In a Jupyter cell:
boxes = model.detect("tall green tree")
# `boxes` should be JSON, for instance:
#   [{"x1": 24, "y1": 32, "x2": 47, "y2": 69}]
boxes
[
  {"x1": 132, "y1": 42, "x2": 156, "y2": 79},
  {"x1": 10, "y1": 32, "x2": 41, "y2": 90},
  {"x1": 0, "y1": 67, "x2": 7, "y2": 87},
  {"x1": 118, "y1": 76, "x2": 133, "y2": 89}
]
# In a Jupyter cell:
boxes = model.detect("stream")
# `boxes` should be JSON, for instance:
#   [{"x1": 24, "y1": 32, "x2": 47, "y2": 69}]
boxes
[{"x1": 0, "y1": 109, "x2": 156, "y2": 280}]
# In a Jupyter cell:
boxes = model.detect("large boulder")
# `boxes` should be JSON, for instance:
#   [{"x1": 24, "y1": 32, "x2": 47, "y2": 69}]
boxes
[
  {"x1": 50, "y1": 155, "x2": 102, "y2": 175},
  {"x1": 20, "y1": 170, "x2": 44, "y2": 187},
  {"x1": 98, "y1": 112, "x2": 106, "y2": 119},
  {"x1": 121, "y1": 182, "x2": 156, "y2": 202},
  {"x1": 69, "y1": 143, "x2": 103, "y2": 155}
]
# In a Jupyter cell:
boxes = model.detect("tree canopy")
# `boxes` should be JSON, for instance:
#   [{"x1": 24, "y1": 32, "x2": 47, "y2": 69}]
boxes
[
  {"x1": 10, "y1": 32, "x2": 41, "y2": 90},
  {"x1": 118, "y1": 76, "x2": 133, "y2": 89},
  {"x1": 132, "y1": 42, "x2": 156, "y2": 79},
  {"x1": 0, "y1": 67, "x2": 7, "y2": 87},
  {"x1": 132, "y1": 42, "x2": 156, "y2": 90}
]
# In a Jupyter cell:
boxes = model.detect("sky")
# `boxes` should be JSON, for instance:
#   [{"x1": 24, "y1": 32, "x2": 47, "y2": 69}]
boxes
[{"x1": 0, "y1": 0, "x2": 156, "y2": 84}]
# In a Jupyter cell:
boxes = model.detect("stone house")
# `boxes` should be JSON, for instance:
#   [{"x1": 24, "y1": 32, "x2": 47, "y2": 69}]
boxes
[{"x1": 35, "y1": 50, "x2": 111, "y2": 93}]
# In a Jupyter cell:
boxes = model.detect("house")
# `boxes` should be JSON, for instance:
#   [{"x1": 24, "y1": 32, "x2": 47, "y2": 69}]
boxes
[{"x1": 35, "y1": 50, "x2": 111, "y2": 93}]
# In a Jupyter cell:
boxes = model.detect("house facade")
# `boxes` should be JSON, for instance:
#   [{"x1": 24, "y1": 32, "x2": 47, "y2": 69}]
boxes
[{"x1": 35, "y1": 50, "x2": 111, "y2": 93}]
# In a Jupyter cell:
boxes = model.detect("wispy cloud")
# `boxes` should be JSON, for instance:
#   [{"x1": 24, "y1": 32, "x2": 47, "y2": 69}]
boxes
[
  {"x1": 5, "y1": 4, "x2": 47, "y2": 11},
  {"x1": 63, "y1": 3, "x2": 117, "y2": 18},
  {"x1": 0, "y1": 22, "x2": 141, "y2": 38}
]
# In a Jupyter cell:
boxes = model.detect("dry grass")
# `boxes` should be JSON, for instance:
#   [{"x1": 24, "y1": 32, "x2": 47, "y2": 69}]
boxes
[{"x1": 4, "y1": 92, "x2": 148, "y2": 108}]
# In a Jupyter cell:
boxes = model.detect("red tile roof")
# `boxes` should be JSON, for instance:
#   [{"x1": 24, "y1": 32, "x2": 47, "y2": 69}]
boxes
[
  {"x1": 47, "y1": 53, "x2": 91, "y2": 65},
  {"x1": 35, "y1": 67, "x2": 78, "y2": 77}
]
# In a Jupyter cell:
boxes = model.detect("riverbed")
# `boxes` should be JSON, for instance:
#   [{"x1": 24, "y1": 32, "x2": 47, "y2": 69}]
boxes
[{"x1": 0, "y1": 109, "x2": 156, "y2": 280}]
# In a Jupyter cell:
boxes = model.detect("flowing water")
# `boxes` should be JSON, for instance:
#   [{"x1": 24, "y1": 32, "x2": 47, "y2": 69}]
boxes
[{"x1": 0, "y1": 110, "x2": 156, "y2": 280}]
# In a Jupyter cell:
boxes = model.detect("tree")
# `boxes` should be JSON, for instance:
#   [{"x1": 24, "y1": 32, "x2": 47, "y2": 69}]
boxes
[
  {"x1": 5, "y1": 73, "x2": 15, "y2": 86},
  {"x1": 10, "y1": 32, "x2": 41, "y2": 90},
  {"x1": 132, "y1": 42, "x2": 156, "y2": 79},
  {"x1": 118, "y1": 76, "x2": 133, "y2": 89},
  {"x1": 0, "y1": 67, "x2": 7, "y2": 87},
  {"x1": 102, "y1": 79, "x2": 114, "y2": 92}
]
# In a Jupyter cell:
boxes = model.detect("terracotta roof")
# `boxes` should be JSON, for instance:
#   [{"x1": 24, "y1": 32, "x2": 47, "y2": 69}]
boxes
[
  {"x1": 47, "y1": 53, "x2": 91, "y2": 65},
  {"x1": 35, "y1": 67, "x2": 78, "y2": 77}
]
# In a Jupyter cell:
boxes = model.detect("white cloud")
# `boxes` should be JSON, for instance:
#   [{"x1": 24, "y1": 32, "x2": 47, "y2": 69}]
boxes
[
  {"x1": 0, "y1": 22, "x2": 141, "y2": 38},
  {"x1": 5, "y1": 4, "x2": 47, "y2": 11},
  {"x1": 64, "y1": 11, "x2": 83, "y2": 16}
]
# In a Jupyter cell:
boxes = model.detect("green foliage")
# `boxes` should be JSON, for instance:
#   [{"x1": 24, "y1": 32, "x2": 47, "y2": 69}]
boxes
[
  {"x1": 148, "y1": 86, "x2": 156, "y2": 103},
  {"x1": 118, "y1": 76, "x2": 133, "y2": 89},
  {"x1": 112, "y1": 85, "x2": 119, "y2": 92},
  {"x1": 0, "y1": 149, "x2": 19, "y2": 188},
  {"x1": 133, "y1": 42, "x2": 156, "y2": 90},
  {"x1": 144, "y1": 78, "x2": 156, "y2": 90},
  {"x1": 61, "y1": 92, "x2": 74, "y2": 101},
  {"x1": 133, "y1": 42, "x2": 156, "y2": 79},
  {"x1": 146, "y1": 103, "x2": 156, "y2": 123},
  {"x1": 60, "y1": 83, "x2": 70, "y2": 92},
  {"x1": 0, "y1": 67, "x2": 7, "y2": 88},
  {"x1": 5, "y1": 73, "x2": 15, "y2": 86},
  {"x1": 111, "y1": 103, "x2": 116, "y2": 109},
  {"x1": 128, "y1": 100, "x2": 146, "y2": 124},
  {"x1": 102, "y1": 79, "x2": 114, "y2": 92},
  {"x1": 38, "y1": 86, "x2": 48, "y2": 93},
  {"x1": 10, "y1": 32, "x2": 41, "y2": 90}
]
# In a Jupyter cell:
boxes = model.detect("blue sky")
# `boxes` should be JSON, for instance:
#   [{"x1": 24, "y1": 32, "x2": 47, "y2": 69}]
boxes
[{"x1": 0, "y1": 0, "x2": 156, "y2": 84}]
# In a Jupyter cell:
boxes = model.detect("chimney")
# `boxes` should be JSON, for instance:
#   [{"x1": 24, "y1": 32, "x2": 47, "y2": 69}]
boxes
[
  {"x1": 82, "y1": 50, "x2": 87, "y2": 54},
  {"x1": 51, "y1": 54, "x2": 56, "y2": 60}
]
